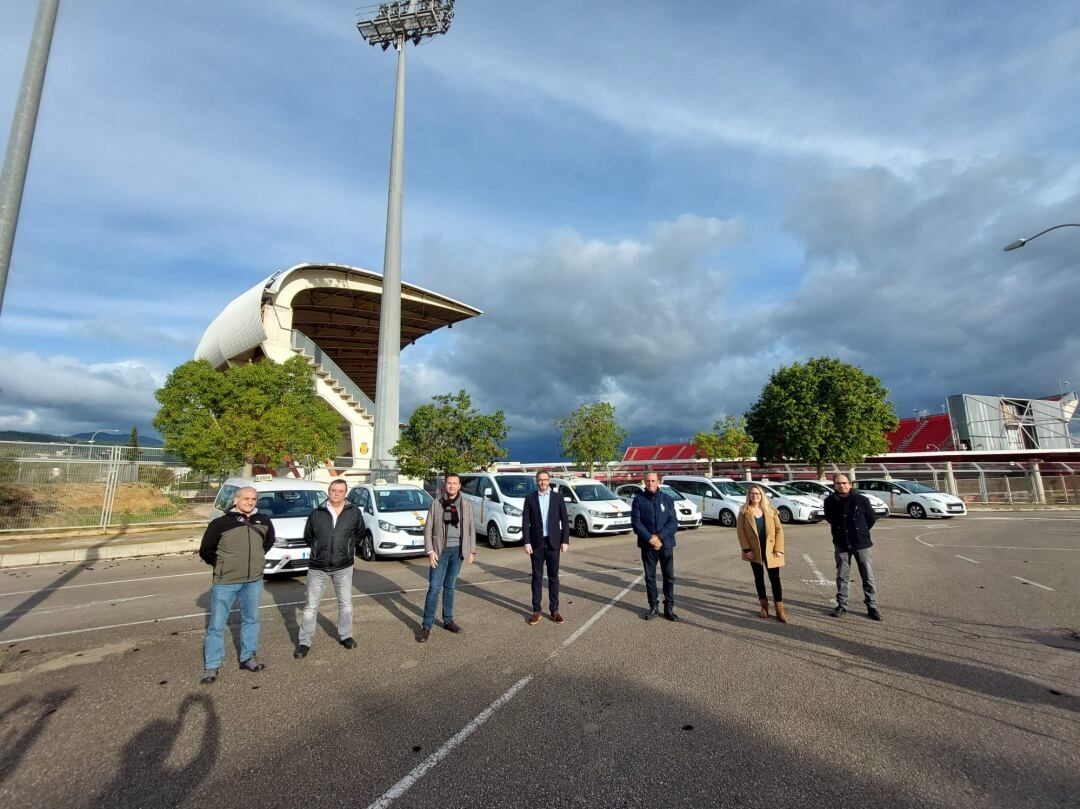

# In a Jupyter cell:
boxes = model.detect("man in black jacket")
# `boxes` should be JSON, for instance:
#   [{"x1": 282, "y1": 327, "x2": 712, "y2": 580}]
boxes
[
  {"x1": 521, "y1": 470, "x2": 570, "y2": 626},
  {"x1": 823, "y1": 473, "x2": 882, "y2": 621},
  {"x1": 198, "y1": 485, "x2": 275, "y2": 684},
  {"x1": 295, "y1": 479, "x2": 365, "y2": 657}
]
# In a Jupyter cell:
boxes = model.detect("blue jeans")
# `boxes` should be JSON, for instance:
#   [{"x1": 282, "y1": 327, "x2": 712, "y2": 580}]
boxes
[
  {"x1": 204, "y1": 579, "x2": 263, "y2": 670},
  {"x1": 834, "y1": 547, "x2": 877, "y2": 609},
  {"x1": 422, "y1": 547, "x2": 464, "y2": 630}
]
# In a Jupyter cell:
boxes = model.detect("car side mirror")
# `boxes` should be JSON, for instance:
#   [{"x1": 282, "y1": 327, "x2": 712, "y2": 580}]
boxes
[
  {"x1": 891, "y1": 487, "x2": 901, "y2": 494},
  {"x1": 704, "y1": 490, "x2": 714, "y2": 498}
]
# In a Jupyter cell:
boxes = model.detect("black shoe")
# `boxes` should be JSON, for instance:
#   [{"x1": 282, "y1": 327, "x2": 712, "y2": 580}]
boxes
[
  {"x1": 416, "y1": 628, "x2": 430, "y2": 643},
  {"x1": 664, "y1": 610, "x2": 680, "y2": 622},
  {"x1": 239, "y1": 656, "x2": 265, "y2": 672},
  {"x1": 443, "y1": 621, "x2": 463, "y2": 634},
  {"x1": 340, "y1": 637, "x2": 357, "y2": 649},
  {"x1": 829, "y1": 605, "x2": 847, "y2": 618},
  {"x1": 199, "y1": 668, "x2": 218, "y2": 685},
  {"x1": 294, "y1": 644, "x2": 310, "y2": 659},
  {"x1": 867, "y1": 607, "x2": 883, "y2": 621},
  {"x1": 644, "y1": 607, "x2": 659, "y2": 621}
]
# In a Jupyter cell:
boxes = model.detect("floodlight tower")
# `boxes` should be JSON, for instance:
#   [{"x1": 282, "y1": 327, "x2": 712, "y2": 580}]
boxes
[{"x1": 357, "y1": 1, "x2": 455, "y2": 479}]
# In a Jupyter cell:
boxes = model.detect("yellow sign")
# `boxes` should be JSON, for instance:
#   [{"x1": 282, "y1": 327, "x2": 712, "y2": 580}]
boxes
[{"x1": 359, "y1": 442, "x2": 369, "y2": 456}]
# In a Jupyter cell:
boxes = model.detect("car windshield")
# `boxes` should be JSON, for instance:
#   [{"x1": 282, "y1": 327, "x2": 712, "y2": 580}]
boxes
[
  {"x1": 375, "y1": 488, "x2": 433, "y2": 513},
  {"x1": 769, "y1": 483, "x2": 804, "y2": 496},
  {"x1": 897, "y1": 480, "x2": 939, "y2": 494},
  {"x1": 573, "y1": 484, "x2": 619, "y2": 502},
  {"x1": 716, "y1": 481, "x2": 745, "y2": 497},
  {"x1": 496, "y1": 476, "x2": 538, "y2": 498},
  {"x1": 255, "y1": 490, "x2": 327, "y2": 519},
  {"x1": 659, "y1": 485, "x2": 684, "y2": 500}
]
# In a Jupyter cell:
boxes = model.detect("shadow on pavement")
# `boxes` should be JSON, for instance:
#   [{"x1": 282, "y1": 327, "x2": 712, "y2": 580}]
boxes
[{"x1": 0, "y1": 687, "x2": 76, "y2": 785}]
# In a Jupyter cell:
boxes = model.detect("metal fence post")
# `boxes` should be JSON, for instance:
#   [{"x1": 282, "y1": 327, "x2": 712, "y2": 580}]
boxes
[{"x1": 1030, "y1": 462, "x2": 1046, "y2": 505}]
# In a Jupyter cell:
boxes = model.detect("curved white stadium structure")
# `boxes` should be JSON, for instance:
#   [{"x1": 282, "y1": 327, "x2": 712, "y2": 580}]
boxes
[{"x1": 196, "y1": 262, "x2": 481, "y2": 472}]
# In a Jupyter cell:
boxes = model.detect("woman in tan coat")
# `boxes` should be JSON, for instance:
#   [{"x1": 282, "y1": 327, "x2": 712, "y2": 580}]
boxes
[{"x1": 736, "y1": 485, "x2": 787, "y2": 622}]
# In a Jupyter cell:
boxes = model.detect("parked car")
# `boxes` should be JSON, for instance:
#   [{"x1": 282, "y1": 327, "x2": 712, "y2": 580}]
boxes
[
  {"x1": 210, "y1": 477, "x2": 328, "y2": 575},
  {"x1": 661, "y1": 475, "x2": 746, "y2": 527},
  {"x1": 732, "y1": 480, "x2": 825, "y2": 524},
  {"x1": 613, "y1": 483, "x2": 702, "y2": 529},
  {"x1": 346, "y1": 483, "x2": 432, "y2": 561},
  {"x1": 854, "y1": 478, "x2": 967, "y2": 518},
  {"x1": 550, "y1": 477, "x2": 633, "y2": 537},
  {"x1": 458, "y1": 472, "x2": 537, "y2": 548},
  {"x1": 786, "y1": 479, "x2": 890, "y2": 518}
]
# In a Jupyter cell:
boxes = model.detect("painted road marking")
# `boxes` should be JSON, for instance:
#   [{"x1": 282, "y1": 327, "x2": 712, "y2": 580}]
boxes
[
  {"x1": 365, "y1": 574, "x2": 643, "y2": 809},
  {"x1": 0, "y1": 571, "x2": 206, "y2": 599},
  {"x1": 1012, "y1": 576, "x2": 1054, "y2": 591},
  {"x1": 3, "y1": 594, "x2": 157, "y2": 618},
  {"x1": 954, "y1": 555, "x2": 980, "y2": 564},
  {"x1": 801, "y1": 553, "x2": 829, "y2": 585},
  {"x1": 0, "y1": 567, "x2": 641, "y2": 644},
  {"x1": 934, "y1": 545, "x2": 1078, "y2": 551}
]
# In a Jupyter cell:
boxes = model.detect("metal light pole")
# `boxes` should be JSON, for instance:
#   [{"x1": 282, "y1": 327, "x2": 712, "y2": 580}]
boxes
[
  {"x1": 0, "y1": 0, "x2": 60, "y2": 317},
  {"x1": 356, "y1": 1, "x2": 455, "y2": 479},
  {"x1": 1002, "y1": 223, "x2": 1080, "y2": 251}
]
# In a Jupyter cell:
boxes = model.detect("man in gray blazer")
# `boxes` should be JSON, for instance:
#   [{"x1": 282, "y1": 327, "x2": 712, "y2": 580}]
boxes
[{"x1": 521, "y1": 470, "x2": 570, "y2": 625}]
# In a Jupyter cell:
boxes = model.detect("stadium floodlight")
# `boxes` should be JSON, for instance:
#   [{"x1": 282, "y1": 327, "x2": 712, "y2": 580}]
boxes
[
  {"x1": 356, "y1": 1, "x2": 455, "y2": 50},
  {"x1": 1002, "y1": 223, "x2": 1080, "y2": 251},
  {"x1": 356, "y1": 1, "x2": 455, "y2": 480}
]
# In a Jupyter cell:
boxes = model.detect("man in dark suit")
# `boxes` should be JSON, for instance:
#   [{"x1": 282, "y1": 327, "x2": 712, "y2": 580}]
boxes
[
  {"x1": 631, "y1": 471, "x2": 679, "y2": 621},
  {"x1": 521, "y1": 470, "x2": 570, "y2": 625}
]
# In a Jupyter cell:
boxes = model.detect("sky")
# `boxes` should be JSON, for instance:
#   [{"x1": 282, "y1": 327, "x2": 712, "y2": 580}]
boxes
[{"x1": 1, "y1": 1, "x2": 1078, "y2": 460}]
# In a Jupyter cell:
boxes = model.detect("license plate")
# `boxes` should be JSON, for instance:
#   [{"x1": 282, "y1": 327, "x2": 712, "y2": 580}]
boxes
[
  {"x1": 411, "y1": 539, "x2": 424, "y2": 547},
  {"x1": 948, "y1": 504, "x2": 963, "y2": 512},
  {"x1": 612, "y1": 521, "x2": 630, "y2": 528},
  {"x1": 298, "y1": 549, "x2": 309, "y2": 559}
]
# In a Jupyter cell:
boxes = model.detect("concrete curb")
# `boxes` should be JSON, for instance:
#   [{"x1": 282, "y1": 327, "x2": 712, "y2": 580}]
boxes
[{"x1": 0, "y1": 538, "x2": 201, "y2": 568}]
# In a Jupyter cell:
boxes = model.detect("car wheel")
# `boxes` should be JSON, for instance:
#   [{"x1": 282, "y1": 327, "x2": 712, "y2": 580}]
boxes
[
  {"x1": 358, "y1": 531, "x2": 375, "y2": 562},
  {"x1": 574, "y1": 516, "x2": 589, "y2": 538},
  {"x1": 487, "y1": 522, "x2": 504, "y2": 549},
  {"x1": 908, "y1": 502, "x2": 927, "y2": 519},
  {"x1": 778, "y1": 507, "x2": 793, "y2": 524},
  {"x1": 719, "y1": 509, "x2": 736, "y2": 528}
]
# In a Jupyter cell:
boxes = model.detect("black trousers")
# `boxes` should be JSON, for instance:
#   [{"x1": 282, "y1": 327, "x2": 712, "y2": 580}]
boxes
[
  {"x1": 750, "y1": 562, "x2": 783, "y2": 601},
  {"x1": 640, "y1": 545, "x2": 675, "y2": 609},
  {"x1": 530, "y1": 541, "x2": 561, "y2": 612}
]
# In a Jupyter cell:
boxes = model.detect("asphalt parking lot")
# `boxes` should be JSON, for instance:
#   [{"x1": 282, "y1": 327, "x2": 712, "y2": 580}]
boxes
[{"x1": 1, "y1": 513, "x2": 1078, "y2": 808}]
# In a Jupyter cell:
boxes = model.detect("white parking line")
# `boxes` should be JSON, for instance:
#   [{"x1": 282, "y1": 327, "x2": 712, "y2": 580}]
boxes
[
  {"x1": 0, "y1": 567, "x2": 642, "y2": 644},
  {"x1": 3, "y1": 594, "x2": 157, "y2": 618},
  {"x1": 954, "y1": 555, "x2": 980, "y2": 564},
  {"x1": 365, "y1": 574, "x2": 643, "y2": 809},
  {"x1": 801, "y1": 554, "x2": 829, "y2": 585},
  {"x1": 1012, "y1": 576, "x2": 1054, "y2": 591},
  {"x1": 0, "y1": 571, "x2": 206, "y2": 599},
  {"x1": 916, "y1": 538, "x2": 936, "y2": 548},
  {"x1": 934, "y1": 545, "x2": 1078, "y2": 551}
]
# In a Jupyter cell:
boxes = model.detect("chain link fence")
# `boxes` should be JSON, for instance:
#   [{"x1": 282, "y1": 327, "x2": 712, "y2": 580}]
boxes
[{"x1": 0, "y1": 441, "x2": 218, "y2": 532}]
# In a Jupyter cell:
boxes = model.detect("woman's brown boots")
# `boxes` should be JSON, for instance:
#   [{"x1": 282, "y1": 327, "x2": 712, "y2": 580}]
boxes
[
  {"x1": 758, "y1": 598, "x2": 769, "y2": 618},
  {"x1": 775, "y1": 601, "x2": 788, "y2": 623}
]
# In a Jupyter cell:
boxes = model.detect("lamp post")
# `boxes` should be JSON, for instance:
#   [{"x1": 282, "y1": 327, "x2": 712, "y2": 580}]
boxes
[
  {"x1": 0, "y1": 0, "x2": 60, "y2": 317},
  {"x1": 356, "y1": 1, "x2": 455, "y2": 480},
  {"x1": 88, "y1": 428, "x2": 119, "y2": 445},
  {"x1": 1002, "y1": 223, "x2": 1080, "y2": 251}
]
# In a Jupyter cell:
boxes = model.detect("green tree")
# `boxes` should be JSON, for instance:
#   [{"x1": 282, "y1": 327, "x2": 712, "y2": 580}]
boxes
[
  {"x1": 128, "y1": 425, "x2": 141, "y2": 463},
  {"x1": 391, "y1": 390, "x2": 508, "y2": 478},
  {"x1": 153, "y1": 356, "x2": 341, "y2": 476},
  {"x1": 746, "y1": 357, "x2": 897, "y2": 478},
  {"x1": 693, "y1": 415, "x2": 757, "y2": 476},
  {"x1": 556, "y1": 401, "x2": 629, "y2": 477}
]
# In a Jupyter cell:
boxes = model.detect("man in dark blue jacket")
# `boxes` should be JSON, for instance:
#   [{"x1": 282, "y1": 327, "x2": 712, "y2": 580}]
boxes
[
  {"x1": 631, "y1": 471, "x2": 679, "y2": 621},
  {"x1": 295, "y1": 479, "x2": 366, "y2": 657},
  {"x1": 521, "y1": 470, "x2": 570, "y2": 625},
  {"x1": 823, "y1": 473, "x2": 882, "y2": 621}
]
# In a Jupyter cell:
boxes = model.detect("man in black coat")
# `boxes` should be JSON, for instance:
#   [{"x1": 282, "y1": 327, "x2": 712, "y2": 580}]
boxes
[
  {"x1": 295, "y1": 479, "x2": 366, "y2": 657},
  {"x1": 823, "y1": 473, "x2": 882, "y2": 621},
  {"x1": 521, "y1": 470, "x2": 570, "y2": 625},
  {"x1": 631, "y1": 472, "x2": 679, "y2": 621}
]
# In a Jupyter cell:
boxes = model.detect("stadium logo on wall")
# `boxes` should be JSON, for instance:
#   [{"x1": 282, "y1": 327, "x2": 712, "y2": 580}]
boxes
[{"x1": 359, "y1": 442, "x2": 369, "y2": 456}]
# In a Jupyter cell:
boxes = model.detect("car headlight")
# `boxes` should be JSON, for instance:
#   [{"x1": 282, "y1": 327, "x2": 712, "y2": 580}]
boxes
[
  {"x1": 378, "y1": 520, "x2": 400, "y2": 533},
  {"x1": 503, "y1": 503, "x2": 522, "y2": 517},
  {"x1": 587, "y1": 509, "x2": 606, "y2": 518}
]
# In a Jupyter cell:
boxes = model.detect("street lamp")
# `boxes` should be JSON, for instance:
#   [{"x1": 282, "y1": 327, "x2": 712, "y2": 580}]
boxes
[
  {"x1": 88, "y1": 428, "x2": 119, "y2": 445},
  {"x1": 1002, "y1": 223, "x2": 1080, "y2": 251},
  {"x1": 356, "y1": 1, "x2": 455, "y2": 479}
]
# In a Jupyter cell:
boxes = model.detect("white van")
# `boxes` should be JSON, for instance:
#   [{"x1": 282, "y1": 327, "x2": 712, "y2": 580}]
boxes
[
  {"x1": 210, "y1": 477, "x2": 329, "y2": 574},
  {"x1": 550, "y1": 477, "x2": 633, "y2": 538},
  {"x1": 346, "y1": 483, "x2": 432, "y2": 560},
  {"x1": 661, "y1": 475, "x2": 746, "y2": 527},
  {"x1": 458, "y1": 472, "x2": 537, "y2": 548}
]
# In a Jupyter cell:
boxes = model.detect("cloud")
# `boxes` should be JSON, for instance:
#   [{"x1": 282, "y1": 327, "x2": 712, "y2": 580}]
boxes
[{"x1": 0, "y1": 353, "x2": 163, "y2": 435}]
